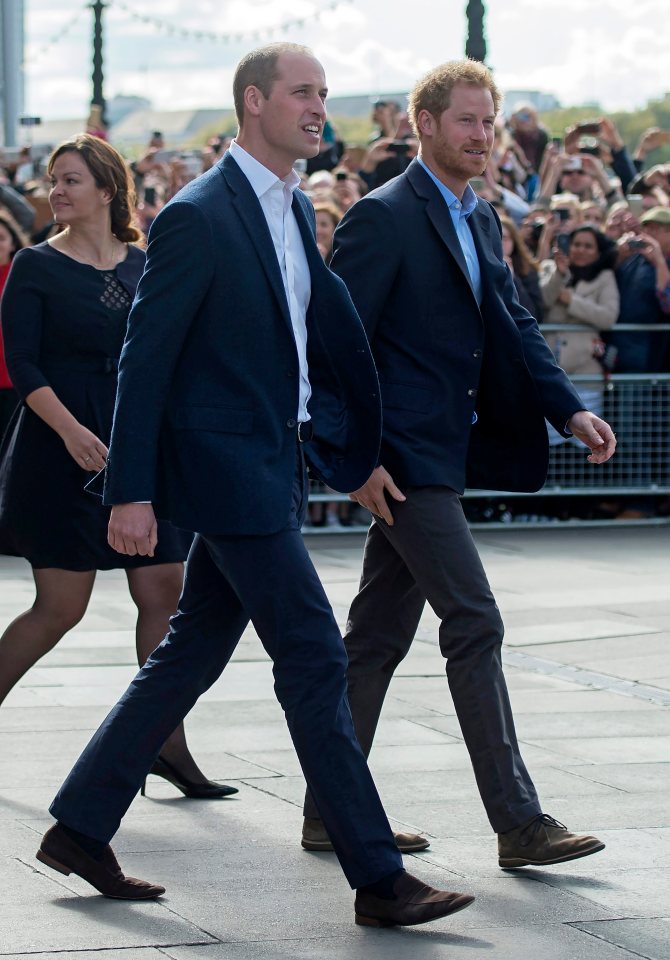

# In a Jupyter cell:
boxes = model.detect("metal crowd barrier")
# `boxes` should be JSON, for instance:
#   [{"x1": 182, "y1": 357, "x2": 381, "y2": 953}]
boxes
[{"x1": 305, "y1": 324, "x2": 670, "y2": 532}]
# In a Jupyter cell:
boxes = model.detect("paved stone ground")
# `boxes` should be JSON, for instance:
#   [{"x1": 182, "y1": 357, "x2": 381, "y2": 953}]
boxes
[{"x1": 1, "y1": 527, "x2": 669, "y2": 959}]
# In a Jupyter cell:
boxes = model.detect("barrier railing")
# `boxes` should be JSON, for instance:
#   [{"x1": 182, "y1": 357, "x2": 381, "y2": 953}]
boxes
[{"x1": 305, "y1": 324, "x2": 670, "y2": 532}]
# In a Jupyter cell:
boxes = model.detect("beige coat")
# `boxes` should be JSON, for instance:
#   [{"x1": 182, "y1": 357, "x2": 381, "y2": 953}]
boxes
[{"x1": 540, "y1": 261, "x2": 620, "y2": 375}]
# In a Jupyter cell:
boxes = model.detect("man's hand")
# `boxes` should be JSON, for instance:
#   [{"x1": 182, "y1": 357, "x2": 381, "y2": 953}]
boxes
[
  {"x1": 349, "y1": 466, "x2": 406, "y2": 525},
  {"x1": 108, "y1": 503, "x2": 158, "y2": 556},
  {"x1": 567, "y1": 411, "x2": 617, "y2": 464}
]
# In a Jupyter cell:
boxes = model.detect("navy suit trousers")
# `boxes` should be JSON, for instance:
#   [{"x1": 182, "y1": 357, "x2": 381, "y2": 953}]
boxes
[{"x1": 50, "y1": 448, "x2": 402, "y2": 888}]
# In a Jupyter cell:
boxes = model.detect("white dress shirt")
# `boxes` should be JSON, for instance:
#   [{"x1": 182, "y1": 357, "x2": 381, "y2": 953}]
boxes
[{"x1": 229, "y1": 140, "x2": 312, "y2": 422}]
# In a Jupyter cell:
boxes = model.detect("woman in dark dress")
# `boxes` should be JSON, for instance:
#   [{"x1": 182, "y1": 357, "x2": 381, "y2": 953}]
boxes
[{"x1": 0, "y1": 134, "x2": 236, "y2": 799}]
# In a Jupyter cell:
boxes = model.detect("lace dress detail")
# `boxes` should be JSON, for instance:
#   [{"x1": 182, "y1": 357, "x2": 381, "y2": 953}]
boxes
[{"x1": 99, "y1": 272, "x2": 133, "y2": 312}]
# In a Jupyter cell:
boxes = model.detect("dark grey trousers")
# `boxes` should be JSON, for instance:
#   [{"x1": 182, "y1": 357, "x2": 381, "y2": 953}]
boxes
[{"x1": 304, "y1": 486, "x2": 542, "y2": 833}]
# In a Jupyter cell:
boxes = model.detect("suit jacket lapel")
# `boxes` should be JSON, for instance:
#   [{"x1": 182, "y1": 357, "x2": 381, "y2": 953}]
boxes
[
  {"x1": 469, "y1": 203, "x2": 500, "y2": 299},
  {"x1": 407, "y1": 161, "x2": 477, "y2": 303},
  {"x1": 219, "y1": 154, "x2": 292, "y2": 332}
]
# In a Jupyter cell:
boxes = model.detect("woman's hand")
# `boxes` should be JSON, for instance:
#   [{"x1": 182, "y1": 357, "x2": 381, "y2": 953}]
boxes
[
  {"x1": 62, "y1": 423, "x2": 108, "y2": 471},
  {"x1": 554, "y1": 250, "x2": 570, "y2": 276},
  {"x1": 557, "y1": 286, "x2": 573, "y2": 305}
]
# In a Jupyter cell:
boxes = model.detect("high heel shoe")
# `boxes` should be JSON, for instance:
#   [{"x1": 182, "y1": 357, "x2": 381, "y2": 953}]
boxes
[{"x1": 141, "y1": 755, "x2": 239, "y2": 799}]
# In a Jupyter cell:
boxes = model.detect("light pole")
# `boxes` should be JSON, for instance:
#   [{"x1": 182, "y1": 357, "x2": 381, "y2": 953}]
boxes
[
  {"x1": 465, "y1": 0, "x2": 487, "y2": 63},
  {"x1": 90, "y1": 1, "x2": 107, "y2": 126}
]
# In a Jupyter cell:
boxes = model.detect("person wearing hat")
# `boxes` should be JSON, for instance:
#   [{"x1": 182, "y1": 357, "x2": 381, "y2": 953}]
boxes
[{"x1": 638, "y1": 206, "x2": 670, "y2": 313}]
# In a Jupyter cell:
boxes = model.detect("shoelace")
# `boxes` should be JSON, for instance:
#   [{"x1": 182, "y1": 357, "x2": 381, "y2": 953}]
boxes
[{"x1": 518, "y1": 813, "x2": 567, "y2": 848}]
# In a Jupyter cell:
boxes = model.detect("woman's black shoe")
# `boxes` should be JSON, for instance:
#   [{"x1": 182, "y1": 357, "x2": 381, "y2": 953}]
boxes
[{"x1": 141, "y1": 755, "x2": 239, "y2": 799}]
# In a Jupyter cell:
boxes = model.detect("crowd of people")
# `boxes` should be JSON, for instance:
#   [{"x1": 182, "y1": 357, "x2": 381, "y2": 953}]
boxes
[{"x1": 1, "y1": 97, "x2": 669, "y2": 524}]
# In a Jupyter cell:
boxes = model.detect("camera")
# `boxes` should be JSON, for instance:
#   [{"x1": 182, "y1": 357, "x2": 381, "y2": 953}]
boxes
[
  {"x1": 335, "y1": 171, "x2": 348, "y2": 181},
  {"x1": 555, "y1": 208, "x2": 571, "y2": 222},
  {"x1": 576, "y1": 121, "x2": 601, "y2": 135},
  {"x1": 627, "y1": 238, "x2": 648, "y2": 250},
  {"x1": 388, "y1": 141, "x2": 410, "y2": 155}
]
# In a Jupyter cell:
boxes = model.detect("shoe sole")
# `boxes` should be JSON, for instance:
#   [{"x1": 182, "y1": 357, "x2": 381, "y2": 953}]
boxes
[
  {"x1": 36, "y1": 849, "x2": 165, "y2": 899},
  {"x1": 355, "y1": 894, "x2": 475, "y2": 927},
  {"x1": 302, "y1": 838, "x2": 431, "y2": 854},
  {"x1": 499, "y1": 841, "x2": 606, "y2": 869}
]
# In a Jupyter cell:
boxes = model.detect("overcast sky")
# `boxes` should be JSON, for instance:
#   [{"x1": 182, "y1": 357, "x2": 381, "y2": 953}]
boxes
[{"x1": 23, "y1": 0, "x2": 670, "y2": 120}]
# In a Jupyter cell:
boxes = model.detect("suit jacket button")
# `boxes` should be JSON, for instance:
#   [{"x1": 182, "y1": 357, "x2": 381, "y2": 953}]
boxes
[
  {"x1": 473, "y1": 349, "x2": 482, "y2": 359},
  {"x1": 286, "y1": 418, "x2": 297, "y2": 428},
  {"x1": 467, "y1": 388, "x2": 477, "y2": 398}
]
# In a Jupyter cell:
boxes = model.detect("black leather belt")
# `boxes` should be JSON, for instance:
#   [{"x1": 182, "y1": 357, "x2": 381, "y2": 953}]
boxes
[{"x1": 297, "y1": 420, "x2": 313, "y2": 442}]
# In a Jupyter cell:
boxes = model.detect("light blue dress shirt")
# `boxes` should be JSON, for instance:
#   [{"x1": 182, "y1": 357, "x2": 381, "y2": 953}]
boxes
[{"x1": 417, "y1": 157, "x2": 482, "y2": 306}]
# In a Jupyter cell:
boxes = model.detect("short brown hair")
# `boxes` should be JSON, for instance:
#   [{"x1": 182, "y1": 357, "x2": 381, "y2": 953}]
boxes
[
  {"x1": 47, "y1": 134, "x2": 141, "y2": 243},
  {"x1": 233, "y1": 42, "x2": 314, "y2": 128},
  {"x1": 408, "y1": 59, "x2": 502, "y2": 138}
]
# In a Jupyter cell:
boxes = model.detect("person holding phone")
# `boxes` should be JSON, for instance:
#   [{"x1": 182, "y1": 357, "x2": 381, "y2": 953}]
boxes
[
  {"x1": 0, "y1": 134, "x2": 236, "y2": 800},
  {"x1": 539, "y1": 225, "x2": 619, "y2": 442},
  {"x1": 608, "y1": 206, "x2": 670, "y2": 375}
]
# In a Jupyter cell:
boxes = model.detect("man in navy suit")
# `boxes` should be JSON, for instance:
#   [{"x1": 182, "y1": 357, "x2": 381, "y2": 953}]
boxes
[
  {"x1": 36, "y1": 45, "x2": 474, "y2": 927},
  {"x1": 302, "y1": 60, "x2": 615, "y2": 868}
]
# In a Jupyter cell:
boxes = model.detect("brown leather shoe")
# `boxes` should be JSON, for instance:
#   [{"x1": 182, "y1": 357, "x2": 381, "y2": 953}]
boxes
[
  {"x1": 355, "y1": 871, "x2": 474, "y2": 927},
  {"x1": 36, "y1": 824, "x2": 165, "y2": 899},
  {"x1": 498, "y1": 814, "x2": 605, "y2": 868},
  {"x1": 302, "y1": 817, "x2": 430, "y2": 853}
]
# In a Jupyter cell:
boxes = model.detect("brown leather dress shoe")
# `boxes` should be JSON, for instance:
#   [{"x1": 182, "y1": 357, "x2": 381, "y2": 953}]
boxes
[
  {"x1": 498, "y1": 814, "x2": 605, "y2": 868},
  {"x1": 36, "y1": 824, "x2": 165, "y2": 899},
  {"x1": 301, "y1": 817, "x2": 430, "y2": 853},
  {"x1": 355, "y1": 871, "x2": 474, "y2": 927}
]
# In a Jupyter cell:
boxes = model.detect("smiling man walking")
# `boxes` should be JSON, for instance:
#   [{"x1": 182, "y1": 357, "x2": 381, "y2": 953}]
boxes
[
  {"x1": 36, "y1": 45, "x2": 474, "y2": 928},
  {"x1": 302, "y1": 59, "x2": 615, "y2": 869}
]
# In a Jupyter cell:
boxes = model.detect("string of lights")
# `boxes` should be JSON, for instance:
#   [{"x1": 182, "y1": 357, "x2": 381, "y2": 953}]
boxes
[
  {"x1": 24, "y1": 5, "x2": 88, "y2": 63},
  {"x1": 112, "y1": 0, "x2": 354, "y2": 44},
  {"x1": 26, "y1": 0, "x2": 354, "y2": 65}
]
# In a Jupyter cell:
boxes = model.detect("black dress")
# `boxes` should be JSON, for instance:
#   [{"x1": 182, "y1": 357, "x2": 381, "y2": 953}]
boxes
[{"x1": 0, "y1": 242, "x2": 190, "y2": 570}]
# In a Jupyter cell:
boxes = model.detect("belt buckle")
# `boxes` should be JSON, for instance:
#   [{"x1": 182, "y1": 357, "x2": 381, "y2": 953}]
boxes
[{"x1": 297, "y1": 420, "x2": 313, "y2": 443}]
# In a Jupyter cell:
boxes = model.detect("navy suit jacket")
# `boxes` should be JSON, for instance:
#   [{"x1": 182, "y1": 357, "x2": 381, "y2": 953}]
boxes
[
  {"x1": 99, "y1": 153, "x2": 381, "y2": 535},
  {"x1": 330, "y1": 160, "x2": 583, "y2": 494}
]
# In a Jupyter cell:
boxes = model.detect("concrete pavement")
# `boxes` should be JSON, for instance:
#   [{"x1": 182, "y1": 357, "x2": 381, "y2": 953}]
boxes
[{"x1": 0, "y1": 526, "x2": 669, "y2": 959}]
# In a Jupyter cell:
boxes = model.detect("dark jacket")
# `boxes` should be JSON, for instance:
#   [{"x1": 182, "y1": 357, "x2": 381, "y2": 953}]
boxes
[
  {"x1": 610, "y1": 254, "x2": 669, "y2": 372},
  {"x1": 330, "y1": 160, "x2": 583, "y2": 494},
  {"x1": 99, "y1": 153, "x2": 382, "y2": 535}
]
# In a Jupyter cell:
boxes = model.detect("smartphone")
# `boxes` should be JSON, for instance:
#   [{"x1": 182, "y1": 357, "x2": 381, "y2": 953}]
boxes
[
  {"x1": 556, "y1": 233, "x2": 571, "y2": 255},
  {"x1": 555, "y1": 208, "x2": 571, "y2": 221},
  {"x1": 551, "y1": 136, "x2": 563, "y2": 148},
  {"x1": 577, "y1": 121, "x2": 601, "y2": 135},
  {"x1": 335, "y1": 171, "x2": 348, "y2": 181},
  {"x1": 388, "y1": 141, "x2": 410, "y2": 155},
  {"x1": 626, "y1": 194, "x2": 644, "y2": 217},
  {"x1": 143, "y1": 186, "x2": 156, "y2": 206},
  {"x1": 152, "y1": 149, "x2": 177, "y2": 163},
  {"x1": 565, "y1": 156, "x2": 584, "y2": 172}
]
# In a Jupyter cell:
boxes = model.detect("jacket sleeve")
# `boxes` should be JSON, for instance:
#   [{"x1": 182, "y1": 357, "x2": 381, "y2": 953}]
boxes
[
  {"x1": 567, "y1": 270, "x2": 620, "y2": 330},
  {"x1": 487, "y1": 203, "x2": 585, "y2": 432},
  {"x1": 0, "y1": 248, "x2": 49, "y2": 399},
  {"x1": 103, "y1": 199, "x2": 215, "y2": 504},
  {"x1": 329, "y1": 196, "x2": 402, "y2": 340}
]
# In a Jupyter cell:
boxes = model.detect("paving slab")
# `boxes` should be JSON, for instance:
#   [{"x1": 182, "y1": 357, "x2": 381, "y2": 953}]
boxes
[
  {"x1": 164, "y1": 921, "x2": 641, "y2": 960},
  {"x1": 0, "y1": 528, "x2": 669, "y2": 958},
  {"x1": 574, "y1": 918, "x2": 670, "y2": 960}
]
